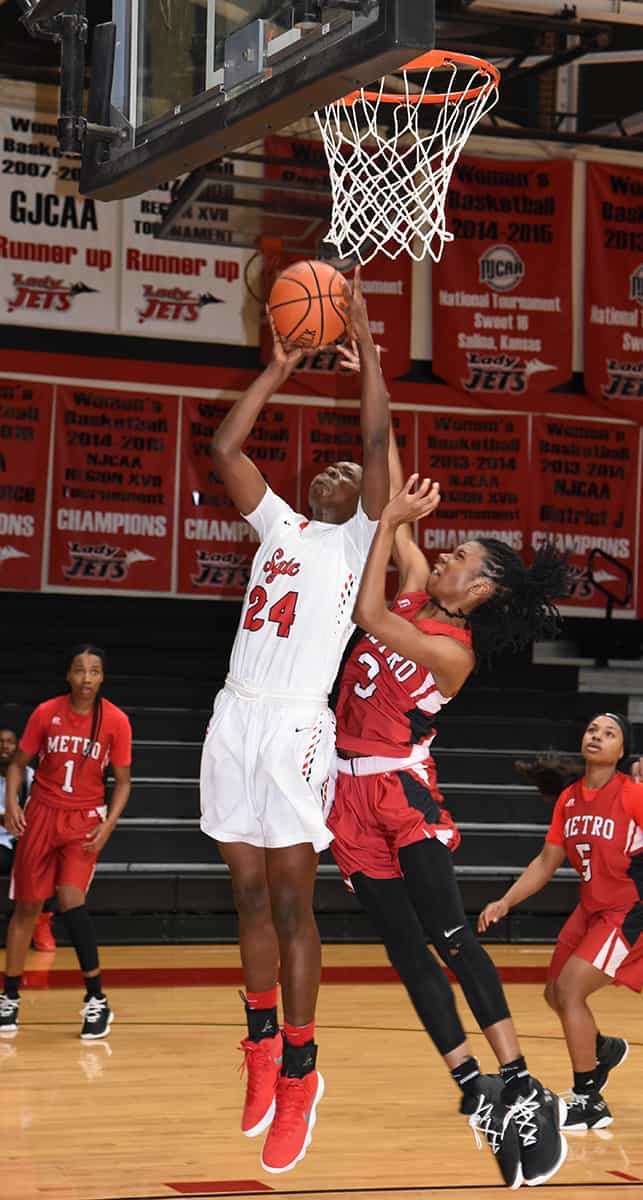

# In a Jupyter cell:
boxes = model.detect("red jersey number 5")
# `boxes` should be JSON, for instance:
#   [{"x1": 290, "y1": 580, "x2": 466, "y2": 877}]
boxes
[{"x1": 242, "y1": 586, "x2": 299, "y2": 639}]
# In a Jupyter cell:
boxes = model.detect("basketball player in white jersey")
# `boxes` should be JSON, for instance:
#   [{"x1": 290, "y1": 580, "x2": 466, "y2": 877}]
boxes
[{"x1": 200, "y1": 269, "x2": 389, "y2": 1174}]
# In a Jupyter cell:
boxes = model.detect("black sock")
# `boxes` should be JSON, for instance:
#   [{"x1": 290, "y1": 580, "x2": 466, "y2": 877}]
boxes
[
  {"x1": 84, "y1": 973, "x2": 104, "y2": 1000},
  {"x1": 500, "y1": 1056, "x2": 530, "y2": 1096},
  {"x1": 3, "y1": 975, "x2": 20, "y2": 1000},
  {"x1": 246, "y1": 1005, "x2": 279, "y2": 1042},
  {"x1": 282, "y1": 1037, "x2": 317, "y2": 1079},
  {"x1": 574, "y1": 1068, "x2": 599, "y2": 1095},
  {"x1": 596, "y1": 1031, "x2": 607, "y2": 1057},
  {"x1": 451, "y1": 1056, "x2": 481, "y2": 1096}
]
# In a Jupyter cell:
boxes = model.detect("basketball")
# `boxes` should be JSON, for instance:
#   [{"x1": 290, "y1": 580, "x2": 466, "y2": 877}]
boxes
[{"x1": 268, "y1": 259, "x2": 351, "y2": 349}]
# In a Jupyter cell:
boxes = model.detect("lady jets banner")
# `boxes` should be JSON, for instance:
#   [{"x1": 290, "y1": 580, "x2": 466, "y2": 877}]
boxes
[{"x1": 432, "y1": 157, "x2": 573, "y2": 396}]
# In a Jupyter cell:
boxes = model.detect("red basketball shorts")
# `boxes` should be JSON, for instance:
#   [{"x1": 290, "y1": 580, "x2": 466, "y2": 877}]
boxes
[
  {"x1": 11, "y1": 798, "x2": 106, "y2": 902},
  {"x1": 327, "y1": 752, "x2": 460, "y2": 884},
  {"x1": 548, "y1": 902, "x2": 643, "y2": 993}
]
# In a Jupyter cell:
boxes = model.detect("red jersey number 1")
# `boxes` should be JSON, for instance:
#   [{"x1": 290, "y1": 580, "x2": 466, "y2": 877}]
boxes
[{"x1": 242, "y1": 586, "x2": 299, "y2": 639}]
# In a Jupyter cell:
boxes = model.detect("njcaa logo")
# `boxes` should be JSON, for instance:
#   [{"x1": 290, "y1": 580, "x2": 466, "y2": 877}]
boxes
[
  {"x1": 263, "y1": 547, "x2": 300, "y2": 585},
  {"x1": 602, "y1": 358, "x2": 643, "y2": 398},
  {"x1": 64, "y1": 543, "x2": 154, "y2": 581},
  {"x1": 137, "y1": 286, "x2": 222, "y2": 324},
  {"x1": 463, "y1": 353, "x2": 555, "y2": 393},
  {"x1": 478, "y1": 245, "x2": 525, "y2": 293},
  {"x1": 629, "y1": 264, "x2": 643, "y2": 306},
  {"x1": 191, "y1": 550, "x2": 250, "y2": 588},
  {"x1": 7, "y1": 274, "x2": 97, "y2": 314}
]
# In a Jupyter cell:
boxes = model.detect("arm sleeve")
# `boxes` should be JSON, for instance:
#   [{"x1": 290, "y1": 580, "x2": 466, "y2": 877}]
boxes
[
  {"x1": 621, "y1": 778, "x2": 643, "y2": 826},
  {"x1": 110, "y1": 711, "x2": 132, "y2": 768},
  {"x1": 242, "y1": 487, "x2": 297, "y2": 542},
  {"x1": 342, "y1": 501, "x2": 379, "y2": 571},
  {"x1": 18, "y1": 706, "x2": 46, "y2": 759},
  {"x1": 545, "y1": 790, "x2": 567, "y2": 846}
]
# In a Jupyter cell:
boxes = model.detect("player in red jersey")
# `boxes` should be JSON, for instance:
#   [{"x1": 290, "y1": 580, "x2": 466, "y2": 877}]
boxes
[
  {"x1": 0, "y1": 645, "x2": 131, "y2": 1039},
  {"x1": 328, "y1": 467, "x2": 571, "y2": 1190},
  {"x1": 480, "y1": 712, "x2": 642, "y2": 1131}
]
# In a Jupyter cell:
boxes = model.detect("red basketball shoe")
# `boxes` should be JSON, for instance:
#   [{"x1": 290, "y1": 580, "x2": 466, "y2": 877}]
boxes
[
  {"x1": 261, "y1": 1068, "x2": 325, "y2": 1173},
  {"x1": 240, "y1": 1033, "x2": 283, "y2": 1137},
  {"x1": 32, "y1": 912, "x2": 56, "y2": 953}
]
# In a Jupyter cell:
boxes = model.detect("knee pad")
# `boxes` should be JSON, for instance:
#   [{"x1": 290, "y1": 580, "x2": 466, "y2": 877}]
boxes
[{"x1": 61, "y1": 904, "x2": 99, "y2": 974}]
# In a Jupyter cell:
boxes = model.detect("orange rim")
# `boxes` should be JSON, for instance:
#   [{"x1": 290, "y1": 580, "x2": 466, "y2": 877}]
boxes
[{"x1": 337, "y1": 49, "x2": 500, "y2": 108}]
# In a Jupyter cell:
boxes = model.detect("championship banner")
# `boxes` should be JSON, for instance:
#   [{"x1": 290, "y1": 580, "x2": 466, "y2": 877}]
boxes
[
  {"x1": 120, "y1": 183, "x2": 254, "y2": 343},
  {"x1": 584, "y1": 162, "x2": 643, "y2": 404},
  {"x1": 0, "y1": 379, "x2": 52, "y2": 590},
  {"x1": 48, "y1": 387, "x2": 178, "y2": 591},
  {"x1": 432, "y1": 157, "x2": 573, "y2": 395},
  {"x1": 177, "y1": 395, "x2": 299, "y2": 596},
  {"x1": 0, "y1": 104, "x2": 119, "y2": 331},
  {"x1": 530, "y1": 414, "x2": 639, "y2": 610},
  {"x1": 261, "y1": 136, "x2": 413, "y2": 387},
  {"x1": 417, "y1": 410, "x2": 530, "y2": 559}
]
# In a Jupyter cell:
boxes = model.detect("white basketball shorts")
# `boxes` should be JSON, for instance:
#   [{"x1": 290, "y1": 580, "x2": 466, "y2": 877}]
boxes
[{"x1": 200, "y1": 681, "x2": 336, "y2": 853}]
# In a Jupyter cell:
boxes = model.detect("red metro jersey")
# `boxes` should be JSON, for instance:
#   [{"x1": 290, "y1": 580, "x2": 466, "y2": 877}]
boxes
[
  {"x1": 546, "y1": 772, "x2": 643, "y2": 916},
  {"x1": 20, "y1": 694, "x2": 132, "y2": 810},
  {"x1": 335, "y1": 591, "x2": 473, "y2": 758}
]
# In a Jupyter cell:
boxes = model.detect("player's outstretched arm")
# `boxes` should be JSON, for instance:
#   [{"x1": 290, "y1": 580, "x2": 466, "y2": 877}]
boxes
[
  {"x1": 353, "y1": 476, "x2": 476, "y2": 697},
  {"x1": 211, "y1": 320, "x2": 302, "y2": 515},
  {"x1": 478, "y1": 843, "x2": 565, "y2": 933},
  {"x1": 388, "y1": 425, "x2": 431, "y2": 593},
  {"x1": 349, "y1": 267, "x2": 389, "y2": 519}
]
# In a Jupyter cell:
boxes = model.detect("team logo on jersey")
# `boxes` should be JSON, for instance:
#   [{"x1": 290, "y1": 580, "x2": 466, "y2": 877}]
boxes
[
  {"x1": 51, "y1": 716, "x2": 62, "y2": 726},
  {"x1": 7, "y1": 274, "x2": 97, "y2": 314},
  {"x1": 137, "y1": 286, "x2": 222, "y2": 324},
  {"x1": 564, "y1": 797, "x2": 575, "y2": 808},
  {"x1": 462, "y1": 353, "x2": 555, "y2": 393},
  {"x1": 63, "y1": 542, "x2": 155, "y2": 581},
  {"x1": 602, "y1": 358, "x2": 643, "y2": 398},
  {"x1": 478, "y1": 245, "x2": 525, "y2": 293},
  {"x1": 630, "y1": 264, "x2": 643, "y2": 305},
  {"x1": 263, "y1": 547, "x2": 301, "y2": 584},
  {"x1": 191, "y1": 550, "x2": 251, "y2": 589}
]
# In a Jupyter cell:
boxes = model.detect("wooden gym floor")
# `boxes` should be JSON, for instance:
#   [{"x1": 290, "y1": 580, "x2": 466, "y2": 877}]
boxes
[{"x1": 1, "y1": 943, "x2": 641, "y2": 1200}]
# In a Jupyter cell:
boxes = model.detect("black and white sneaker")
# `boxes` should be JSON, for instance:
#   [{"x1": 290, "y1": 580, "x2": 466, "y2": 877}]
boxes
[
  {"x1": 596, "y1": 1036, "x2": 629, "y2": 1089},
  {"x1": 504, "y1": 1077, "x2": 568, "y2": 1187},
  {"x1": 562, "y1": 1091, "x2": 613, "y2": 1132},
  {"x1": 0, "y1": 993, "x2": 19, "y2": 1033},
  {"x1": 461, "y1": 1074, "x2": 523, "y2": 1189},
  {"x1": 80, "y1": 995, "x2": 113, "y2": 1040}
]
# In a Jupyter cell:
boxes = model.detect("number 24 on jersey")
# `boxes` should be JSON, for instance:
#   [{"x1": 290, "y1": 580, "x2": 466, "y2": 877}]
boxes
[{"x1": 242, "y1": 587, "x2": 299, "y2": 639}]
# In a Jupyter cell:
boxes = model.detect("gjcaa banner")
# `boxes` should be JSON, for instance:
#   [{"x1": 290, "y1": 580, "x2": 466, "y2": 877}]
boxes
[
  {"x1": 584, "y1": 162, "x2": 643, "y2": 404},
  {"x1": 432, "y1": 157, "x2": 574, "y2": 395},
  {"x1": 177, "y1": 395, "x2": 299, "y2": 596},
  {"x1": 0, "y1": 379, "x2": 52, "y2": 590},
  {"x1": 529, "y1": 414, "x2": 639, "y2": 610},
  {"x1": 48, "y1": 387, "x2": 178, "y2": 591},
  {"x1": 416, "y1": 410, "x2": 530, "y2": 557}
]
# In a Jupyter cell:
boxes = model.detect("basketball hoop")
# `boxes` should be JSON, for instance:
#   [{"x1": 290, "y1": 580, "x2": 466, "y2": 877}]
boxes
[{"x1": 315, "y1": 50, "x2": 500, "y2": 265}]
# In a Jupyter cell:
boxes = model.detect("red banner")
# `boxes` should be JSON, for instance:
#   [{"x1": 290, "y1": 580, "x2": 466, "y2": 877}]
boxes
[
  {"x1": 177, "y1": 395, "x2": 299, "y2": 597},
  {"x1": 261, "y1": 136, "x2": 412, "y2": 391},
  {"x1": 584, "y1": 162, "x2": 643, "y2": 406},
  {"x1": 48, "y1": 386, "x2": 178, "y2": 591},
  {"x1": 417, "y1": 410, "x2": 530, "y2": 558},
  {"x1": 0, "y1": 379, "x2": 52, "y2": 591},
  {"x1": 529, "y1": 414, "x2": 639, "y2": 610},
  {"x1": 433, "y1": 157, "x2": 573, "y2": 396}
]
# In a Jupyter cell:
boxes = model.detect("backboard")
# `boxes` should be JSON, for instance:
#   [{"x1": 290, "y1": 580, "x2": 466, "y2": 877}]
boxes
[{"x1": 79, "y1": 0, "x2": 434, "y2": 201}]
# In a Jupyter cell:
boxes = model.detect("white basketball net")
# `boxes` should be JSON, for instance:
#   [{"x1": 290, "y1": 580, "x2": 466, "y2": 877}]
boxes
[{"x1": 315, "y1": 56, "x2": 499, "y2": 265}]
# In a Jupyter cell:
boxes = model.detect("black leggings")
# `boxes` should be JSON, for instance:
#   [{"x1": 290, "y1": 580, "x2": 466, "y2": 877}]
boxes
[{"x1": 351, "y1": 838, "x2": 510, "y2": 1057}]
